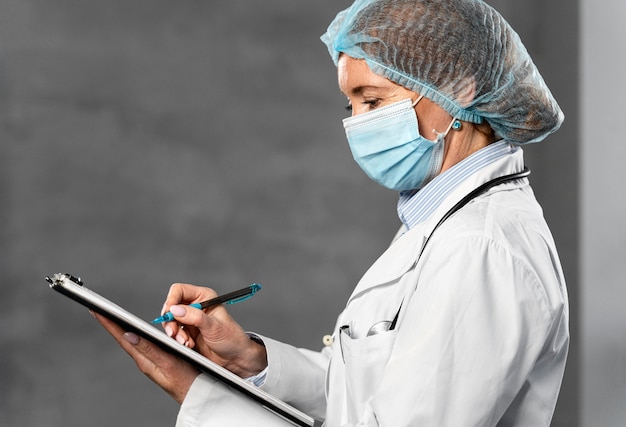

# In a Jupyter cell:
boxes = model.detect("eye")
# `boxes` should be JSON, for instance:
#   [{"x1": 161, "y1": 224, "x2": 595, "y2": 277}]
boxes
[
  {"x1": 343, "y1": 98, "x2": 382, "y2": 114},
  {"x1": 363, "y1": 99, "x2": 382, "y2": 110}
]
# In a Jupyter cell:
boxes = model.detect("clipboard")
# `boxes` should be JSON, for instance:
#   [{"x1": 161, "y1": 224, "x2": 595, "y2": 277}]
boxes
[{"x1": 46, "y1": 273, "x2": 321, "y2": 427}]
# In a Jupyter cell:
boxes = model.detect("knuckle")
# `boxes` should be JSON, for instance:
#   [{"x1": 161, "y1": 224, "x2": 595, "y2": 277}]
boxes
[
  {"x1": 135, "y1": 359, "x2": 151, "y2": 374},
  {"x1": 168, "y1": 283, "x2": 182, "y2": 294}
]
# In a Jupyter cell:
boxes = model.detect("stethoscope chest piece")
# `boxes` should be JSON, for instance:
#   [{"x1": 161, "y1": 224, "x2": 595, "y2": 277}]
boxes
[{"x1": 367, "y1": 320, "x2": 393, "y2": 336}]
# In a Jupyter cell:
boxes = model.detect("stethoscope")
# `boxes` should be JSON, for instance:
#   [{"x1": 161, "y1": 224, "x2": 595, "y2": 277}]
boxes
[{"x1": 366, "y1": 167, "x2": 532, "y2": 337}]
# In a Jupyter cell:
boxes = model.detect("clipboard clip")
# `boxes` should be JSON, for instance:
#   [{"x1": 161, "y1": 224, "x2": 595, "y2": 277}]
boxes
[{"x1": 46, "y1": 273, "x2": 84, "y2": 287}]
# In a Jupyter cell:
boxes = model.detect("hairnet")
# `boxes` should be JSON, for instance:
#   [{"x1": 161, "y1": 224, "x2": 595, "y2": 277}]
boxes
[{"x1": 321, "y1": 0, "x2": 564, "y2": 144}]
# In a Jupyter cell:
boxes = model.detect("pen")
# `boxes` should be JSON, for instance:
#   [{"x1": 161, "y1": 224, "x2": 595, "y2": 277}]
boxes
[{"x1": 150, "y1": 283, "x2": 262, "y2": 324}]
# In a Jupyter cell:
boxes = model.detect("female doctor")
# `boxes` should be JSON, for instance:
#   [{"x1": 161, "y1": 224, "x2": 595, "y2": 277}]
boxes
[{"x1": 96, "y1": 0, "x2": 570, "y2": 425}]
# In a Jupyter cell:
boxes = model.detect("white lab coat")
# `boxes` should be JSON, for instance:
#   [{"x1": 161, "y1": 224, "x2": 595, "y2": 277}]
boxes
[{"x1": 176, "y1": 148, "x2": 569, "y2": 427}]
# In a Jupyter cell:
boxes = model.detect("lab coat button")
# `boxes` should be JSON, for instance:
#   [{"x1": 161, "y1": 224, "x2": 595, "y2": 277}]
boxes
[{"x1": 322, "y1": 335, "x2": 334, "y2": 346}]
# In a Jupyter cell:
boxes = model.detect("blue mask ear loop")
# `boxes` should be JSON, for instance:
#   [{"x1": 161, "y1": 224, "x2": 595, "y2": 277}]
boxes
[
  {"x1": 411, "y1": 95, "x2": 461, "y2": 143},
  {"x1": 411, "y1": 95, "x2": 424, "y2": 107},
  {"x1": 434, "y1": 116, "x2": 462, "y2": 143}
]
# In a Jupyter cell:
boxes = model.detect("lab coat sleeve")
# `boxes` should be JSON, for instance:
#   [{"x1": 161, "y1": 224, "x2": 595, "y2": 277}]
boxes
[
  {"x1": 176, "y1": 374, "x2": 296, "y2": 427},
  {"x1": 176, "y1": 337, "x2": 329, "y2": 426},
  {"x1": 349, "y1": 231, "x2": 566, "y2": 426},
  {"x1": 260, "y1": 336, "x2": 329, "y2": 420}
]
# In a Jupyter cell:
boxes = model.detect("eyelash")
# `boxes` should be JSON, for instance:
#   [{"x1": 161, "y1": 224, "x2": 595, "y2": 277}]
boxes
[{"x1": 344, "y1": 99, "x2": 381, "y2": 112}]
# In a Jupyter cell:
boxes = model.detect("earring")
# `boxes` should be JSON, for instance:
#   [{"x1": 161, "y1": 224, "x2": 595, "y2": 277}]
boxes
[{"x1": 452, "y1": 120, "x2": 462, "y2": 130}]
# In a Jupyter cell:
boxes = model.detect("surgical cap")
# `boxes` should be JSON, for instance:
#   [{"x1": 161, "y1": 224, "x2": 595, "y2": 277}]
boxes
[{"x1": 321, "y1": 0, "x2": 564, "y2": 144}]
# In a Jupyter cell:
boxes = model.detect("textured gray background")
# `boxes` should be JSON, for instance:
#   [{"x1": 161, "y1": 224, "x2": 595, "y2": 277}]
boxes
[
  {"x1": 580, "y1": 0, "x2": 626, "y2": 425},
  {"x1": 0, "y1": 0, "x2": 601, "y2": 426}
]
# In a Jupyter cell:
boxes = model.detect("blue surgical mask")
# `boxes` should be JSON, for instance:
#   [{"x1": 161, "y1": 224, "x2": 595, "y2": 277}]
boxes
[{"x1": 343, "y1": 97, "x2": 453, "y2": 191}]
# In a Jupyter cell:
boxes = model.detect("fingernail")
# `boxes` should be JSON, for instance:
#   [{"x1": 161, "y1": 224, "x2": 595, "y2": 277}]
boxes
[
  {"x1": 175, "y1": 334, "x2": 186, "y2": 345},
  {"x1": 164, "y1": 325, "x2": 174, "y2": 337},
  {"x1": 123, "y1": 332, "x2": 140, "y2": 345},
  {"x1": 170, "y1": 305, "x2": 186, "y2": 317},
  {"x1": 88, "y1": 309, "x2": 96, "y2": 318}
]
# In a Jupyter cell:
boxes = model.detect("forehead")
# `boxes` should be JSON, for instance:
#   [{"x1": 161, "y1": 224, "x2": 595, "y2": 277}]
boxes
[{"x1": 337, "y1": 55, "x2": 400, "y2": 95}]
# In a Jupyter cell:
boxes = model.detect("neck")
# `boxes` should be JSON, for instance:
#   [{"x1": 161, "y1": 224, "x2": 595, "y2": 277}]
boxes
[{"x1": 439, "y1": 124, "x2": 493, "y2": 174}]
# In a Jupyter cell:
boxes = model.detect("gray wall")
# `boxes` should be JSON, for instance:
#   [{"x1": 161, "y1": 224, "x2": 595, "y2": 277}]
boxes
[
  {"x1": 0, "y1": 0, "x2": 593, "y2": 426},
  {"x1": 581, "y1": 0, "x2": 626, "y2": 425}
]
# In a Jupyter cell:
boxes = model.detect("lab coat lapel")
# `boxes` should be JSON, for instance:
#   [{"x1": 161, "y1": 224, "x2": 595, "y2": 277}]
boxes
[{"x1": 346, "y1": 227, "x2": 427, "y2": 304}]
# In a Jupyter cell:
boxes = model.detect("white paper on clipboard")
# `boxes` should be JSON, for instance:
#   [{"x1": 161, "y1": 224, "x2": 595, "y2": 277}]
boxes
[{"x1": 46, "y1": 273, "x2": 321, "y2": 427}]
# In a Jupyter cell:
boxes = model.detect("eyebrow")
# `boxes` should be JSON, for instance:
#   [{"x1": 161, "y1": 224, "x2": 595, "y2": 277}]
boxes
[{"x1": 350, "y1": 85, "x2": 383, "y2": 95}]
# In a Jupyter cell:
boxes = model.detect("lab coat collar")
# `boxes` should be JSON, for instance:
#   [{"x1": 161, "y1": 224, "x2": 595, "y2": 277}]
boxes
[{"x1": 345, "y1": 147, "x2": 526, "y2": 304}]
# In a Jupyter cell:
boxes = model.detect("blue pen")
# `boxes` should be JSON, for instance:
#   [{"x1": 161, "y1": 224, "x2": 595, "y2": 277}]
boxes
[{"x1": 151, "y1": 283, "x2": 262, "y2": 324}]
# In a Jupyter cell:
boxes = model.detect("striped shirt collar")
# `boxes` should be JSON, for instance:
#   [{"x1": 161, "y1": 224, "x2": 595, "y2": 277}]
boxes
[{"x1": 397, "y1": 140, "x2": 514, "y2": 230}]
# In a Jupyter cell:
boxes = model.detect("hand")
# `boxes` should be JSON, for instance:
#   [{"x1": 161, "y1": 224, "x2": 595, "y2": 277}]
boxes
[
  {"x1": 94, "y1": 312, "x2": 200, "y2": 404},
  {"x1": 161, "y1": 283, "x2": 268, "y2": 378}
]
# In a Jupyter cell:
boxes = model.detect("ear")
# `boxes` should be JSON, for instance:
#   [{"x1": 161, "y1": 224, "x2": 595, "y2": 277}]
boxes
[{"x1": 456, "y1": 78, "x2": 477, "y2": 107}]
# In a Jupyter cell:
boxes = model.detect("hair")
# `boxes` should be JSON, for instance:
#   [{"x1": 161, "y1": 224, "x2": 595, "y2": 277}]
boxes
[{"x1": 322, "y1": 0, "x2": 564, "y2": 144}]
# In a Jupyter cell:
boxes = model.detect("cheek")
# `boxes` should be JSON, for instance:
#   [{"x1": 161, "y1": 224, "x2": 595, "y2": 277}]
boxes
[
  {"x1": 348, "y1": 102, "x2": 368, "y2": 116},
  {"x1": 416, "y1": 103, "x2": 453, "y2": 137}
]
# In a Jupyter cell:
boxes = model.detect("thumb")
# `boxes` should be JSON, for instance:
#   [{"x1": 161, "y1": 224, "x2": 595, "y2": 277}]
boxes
[
  {"x1": 169, "y1": 304, "x2": 211, "y2": 327},
  {"x1": 123, "y1": 331, "x2": 141, "y2": 345},
  {"x1": 169, "y1": 305, "x2": 225, "y2": 339},
  {"x1": 121, "y1": 332, "x2": 160, "y2": 361},
  {"x1": 120, "y1": 332, "x2": 174, "y2": 375}
]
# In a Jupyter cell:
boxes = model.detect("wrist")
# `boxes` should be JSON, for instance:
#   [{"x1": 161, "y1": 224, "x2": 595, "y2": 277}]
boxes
[
  {"x1": 171, "y1": 370, "x2": 201, "y2": 404},
  {"x1": 231, "y1": 335, "x2": 267, "y2": 378}
]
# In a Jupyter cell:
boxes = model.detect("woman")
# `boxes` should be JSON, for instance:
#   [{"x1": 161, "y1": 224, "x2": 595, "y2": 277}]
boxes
[{"x1": 98, "y1": 0, "x2": 569, "y2": 425}]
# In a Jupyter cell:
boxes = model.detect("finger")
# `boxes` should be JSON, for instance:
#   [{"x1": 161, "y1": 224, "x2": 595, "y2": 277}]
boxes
[
  {"x1": 94, "y1": 312, "x2": 129, "y2": 342},
  {"x1": 168, "y1": 304, "x2": 216, "y2": 331},
  {"x1": 94, "y1": 313, "x2": 148, "y2": 360},
  {"x1": 168, "y1": 304, "x2": 245, "y2": 351},
  {"x1": 165, "y1": 283, "x2": 218, "y2": 307},
  {"x1": 167, "y1": 303, "x2": 236, "y2": 349},
  {"x1": 162, "y1": 317, "x2": 199, "y2": 344},
  {"x1": 117, "y1": 330, "x2": 199, "y2": 389},
  {"x1": 96, "y1": 314, "x2": 189, "y2": 382},
  {"x1": 92, "y1": 312, "x2": 200, "y2": 404},
  {"x1": 161, "y1": 283, "x2": 218, "y2": 337},
  {"x1": 174, "y1": 325, "x2": 196, "y2": 348},
  {"x1": 123, "y1": 332, "x2": 165, "y2": 368}
]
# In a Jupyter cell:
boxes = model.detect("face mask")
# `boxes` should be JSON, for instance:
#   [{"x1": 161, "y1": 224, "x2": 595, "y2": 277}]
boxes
[{"x1": 343, "y1": 97, "x2": 456, "y2": 191}]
